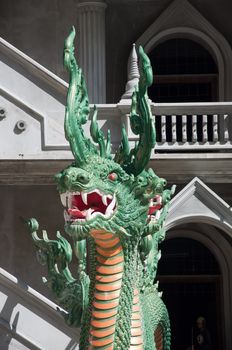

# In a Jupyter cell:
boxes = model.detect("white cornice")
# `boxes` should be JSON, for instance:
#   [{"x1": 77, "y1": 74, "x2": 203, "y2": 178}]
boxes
[{"x1": 166, "y1": 177, "x2": 232, "y2": 233}]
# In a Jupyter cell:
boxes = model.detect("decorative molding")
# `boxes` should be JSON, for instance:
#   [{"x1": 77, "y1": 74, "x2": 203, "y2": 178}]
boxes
[
  {"x1": 166, "y1": 177, "x2": 232, "y2": 234},
  {"x1": 136, "y1": 0, "x2": 232, "y2": 101},
  {"x1": 78, "y1": 1, "x2": 107, "y2": 12},
  {"x1": 0, "y1": 86, "x2": 69, "y2": 151}
]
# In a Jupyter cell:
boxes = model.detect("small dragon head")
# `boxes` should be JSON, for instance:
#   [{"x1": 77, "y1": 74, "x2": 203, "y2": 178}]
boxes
[{"x1": 55, "y1": 27, "x2": 172, "y2": 244}]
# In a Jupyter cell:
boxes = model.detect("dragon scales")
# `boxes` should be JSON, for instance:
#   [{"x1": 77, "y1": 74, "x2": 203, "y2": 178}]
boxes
[{"x1": 26, "y1": 27, "x2": 175, "y2": 350}]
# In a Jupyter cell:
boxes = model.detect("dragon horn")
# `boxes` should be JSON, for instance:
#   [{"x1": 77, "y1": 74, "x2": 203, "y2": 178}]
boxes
[
  {"x1": 115, "y1": 46, "x2": 155, "y2": 176},
  {"x1": 64, "y1": 27, "x2": 97, "y2": 165}
]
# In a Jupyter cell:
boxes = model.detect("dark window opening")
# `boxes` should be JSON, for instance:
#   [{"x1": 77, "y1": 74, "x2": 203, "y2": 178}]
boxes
[
  {"x1": 158, "y1": 238, "x2": 220, "y2": 275},
  {"x1": 148, "y1": 38, "x2": 218, "y2": 102}
]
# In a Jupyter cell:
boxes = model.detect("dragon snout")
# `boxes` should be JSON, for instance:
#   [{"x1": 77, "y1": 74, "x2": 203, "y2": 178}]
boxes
[
  {"x1": 54, "y1": 167, "x2": 91, "y2": 191},
  {"x1": 76, "y1": 170, "x2": 90, "y2": 185},
  {"x1": 64, "y1": 168, "x2": 90, "y2": 187}
]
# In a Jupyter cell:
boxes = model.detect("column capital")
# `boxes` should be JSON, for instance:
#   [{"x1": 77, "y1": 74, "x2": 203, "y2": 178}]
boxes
[{"x1": 77, "y1": 1, "x2": 107, "y2": 12}]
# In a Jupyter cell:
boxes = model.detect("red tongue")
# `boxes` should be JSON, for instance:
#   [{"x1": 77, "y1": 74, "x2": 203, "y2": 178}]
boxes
[
  {"x1": 148, "y1": 204, "x2": 162, "y2": 215},
  {"x1": 68, "y1": 208, "x2": 86, "y2": 219}
]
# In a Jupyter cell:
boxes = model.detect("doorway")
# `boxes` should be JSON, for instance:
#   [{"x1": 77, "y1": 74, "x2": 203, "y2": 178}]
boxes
[{"x1": 157, "y1": 238, "x2": 222, "y2": 350}]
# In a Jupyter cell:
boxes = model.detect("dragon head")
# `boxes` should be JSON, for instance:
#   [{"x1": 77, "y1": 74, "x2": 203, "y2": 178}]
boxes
[{"x1": 55, "y1": 27, "x2": 172, "y2": 244}]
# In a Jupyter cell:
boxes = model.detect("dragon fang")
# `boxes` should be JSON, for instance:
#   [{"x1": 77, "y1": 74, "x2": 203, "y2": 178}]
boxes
[{"x1": 26, "y1": 27, "x2": 175, "y2": 350}]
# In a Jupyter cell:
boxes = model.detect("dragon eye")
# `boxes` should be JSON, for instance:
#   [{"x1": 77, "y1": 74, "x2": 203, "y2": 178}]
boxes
[{"x1": 108, "y1": 172, "x2": 118, "y2": 181}]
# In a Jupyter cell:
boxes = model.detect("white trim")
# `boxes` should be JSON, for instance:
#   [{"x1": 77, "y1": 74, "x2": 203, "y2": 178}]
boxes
[
  {"x1": 135, "y1": 0, "x2": 232, "y2": 101},
  {"x1": 166, "y1": 177, "x2": 232, "y2": 233}
]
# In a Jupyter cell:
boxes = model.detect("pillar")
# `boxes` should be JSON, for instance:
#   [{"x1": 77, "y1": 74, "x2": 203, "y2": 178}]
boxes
[{"x1": 77, "y1": 0, "x2": 107, "y2": 103}]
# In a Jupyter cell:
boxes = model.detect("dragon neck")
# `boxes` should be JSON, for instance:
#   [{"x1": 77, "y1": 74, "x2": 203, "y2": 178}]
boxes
[
  {"x1": 88, "y1": 229, "x2": 124, "y2": 349},
  {"x1": 81, "y1": 229, "x2": 143, "y2": 350}
]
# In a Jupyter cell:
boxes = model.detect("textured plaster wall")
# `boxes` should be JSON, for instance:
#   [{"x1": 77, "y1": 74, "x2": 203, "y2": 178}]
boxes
[
  {"x1": 0, "y1": 0, "x2": 232, "y2": 102},
  {"x1": 0, "y1": 0, "x2": 77, "y2": 79},
  {"x1": 0, "y1": 185, "x2": 71, "y2": 299}
]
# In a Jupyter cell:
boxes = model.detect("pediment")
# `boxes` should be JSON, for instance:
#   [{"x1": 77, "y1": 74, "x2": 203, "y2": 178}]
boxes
[
  {"x1": 166, "y1": 177, "x2": 232, "y2": 233},
  {"x1": 136, "y1": 0, "x2": 229, "y2": 51}
]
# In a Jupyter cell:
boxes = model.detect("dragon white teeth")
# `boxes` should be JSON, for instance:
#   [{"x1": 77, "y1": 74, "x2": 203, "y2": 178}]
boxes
[
  {"x1": 90, "y1": 211, "x2": 97, "y2": 219},
  {"x1": 91, "y1": 211, "x2": 105, "y2": 219},
  {"x1": 155, "y1": 210, "x2": 161, "y2": 220},
  {"x1": 105, "y1": 209, "x2": 114, "y2": 218},
  {"x1": 105, "y1": 193, "x2": 116, "y2": 217},
  {"x1": 86, "y1": 208, "x2": 93, "y2": 220},
  {"x1": 60, "y1": 193, "x2": 67, "y2": 207},
  {"x1": 81, "y1": 192, "x2": 88, "y2": 205},
  {"x1": 68, "y1": 194, "x2": 72, "y2": 208},
  {"x1": 102, "y1": 195, "x2": 108, "y2": 206},
  {"x1": 64, "y1": 211, "x2": 70, "y2": 221}
]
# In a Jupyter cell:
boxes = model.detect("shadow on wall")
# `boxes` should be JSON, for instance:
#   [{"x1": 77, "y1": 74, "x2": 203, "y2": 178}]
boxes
[
  {"x1": 0, "y1": 270, "x2": 80, "y2": 350},
  {"x1": 0, "y1": 294, "x2": 20, "y2": 349},
  {"x1": 65, "y1": 339, "x2": 79, "y2": 350}
]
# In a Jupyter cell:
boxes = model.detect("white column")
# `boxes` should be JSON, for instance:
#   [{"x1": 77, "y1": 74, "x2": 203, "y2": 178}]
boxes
[{"x1": 77, "y1": 0, "x2": 107, "y2": 103}]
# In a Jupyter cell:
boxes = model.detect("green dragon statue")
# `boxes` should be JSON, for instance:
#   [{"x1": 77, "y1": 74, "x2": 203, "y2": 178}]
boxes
[{"x1": 26, "y1": 27, "x2": 175, "y2": 350}]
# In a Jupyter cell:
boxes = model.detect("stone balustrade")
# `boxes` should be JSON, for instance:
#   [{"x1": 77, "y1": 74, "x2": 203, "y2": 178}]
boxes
[{"x1": 118, "y1": 101, "x2": 232, "y2": 152}]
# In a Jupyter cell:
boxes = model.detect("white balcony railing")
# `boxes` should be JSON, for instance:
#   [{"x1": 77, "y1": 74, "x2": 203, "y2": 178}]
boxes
[
  {"x1": 152, "y1": 102, "x2": 232, "y2": 151},
  {"x1": 120, "y1": 102, "x2": 232, "y2": 152}
]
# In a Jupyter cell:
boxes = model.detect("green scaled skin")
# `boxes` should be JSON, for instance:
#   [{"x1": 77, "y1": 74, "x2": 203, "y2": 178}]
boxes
[{"x1": 26, "y1": 27, "x2": 175, "y2": 350}]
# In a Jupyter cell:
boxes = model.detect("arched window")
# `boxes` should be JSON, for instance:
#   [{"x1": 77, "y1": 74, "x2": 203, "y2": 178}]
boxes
[{"x1": 148, "y1": 38, "x2": 218, "y2": 102}]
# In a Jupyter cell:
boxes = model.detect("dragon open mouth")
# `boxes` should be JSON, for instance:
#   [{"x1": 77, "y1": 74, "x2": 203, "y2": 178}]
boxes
[{"x1": 60, "y1": 190, "x2": 116, "y2": 222}]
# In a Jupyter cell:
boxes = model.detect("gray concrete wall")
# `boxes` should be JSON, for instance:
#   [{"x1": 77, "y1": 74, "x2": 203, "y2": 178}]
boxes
[
  {"x1": 0, "y1": 184, "x2": 69, "y2": 298},
  {"x1": 0, "y1": 0, "x2": 77, "y2": 80},
  {"x1": 0, "y1": 0, "x2": 232, "y2": 102}
]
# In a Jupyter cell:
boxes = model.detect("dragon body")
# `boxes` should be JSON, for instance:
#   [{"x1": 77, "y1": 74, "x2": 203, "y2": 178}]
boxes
[{"x1": 27, "y1": 28, "x2": 175, "y2": 350}]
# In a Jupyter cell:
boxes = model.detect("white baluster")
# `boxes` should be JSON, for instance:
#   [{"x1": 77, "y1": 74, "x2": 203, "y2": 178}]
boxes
[
  {"x1": 182, "y1": 115, "x2": 187, "y2": 143},
  {"x1": 172, "y1": 115, "x2": 177, "y2": 143},
  {"x1": 161, "y1": 115, "x2": 166, "y2": 143},
  {"x1": 202, "y1": 114, "x2": 207, "y2": 142},
  {"x1": 192, "y1": 115, "x2": 197, "y2": 142},
  {"x1": 213, "y1": 114, "x2": 218, "y2": 142},
  {"x1": 223, "y1": 114, "x2": 229, "y2": 142}
]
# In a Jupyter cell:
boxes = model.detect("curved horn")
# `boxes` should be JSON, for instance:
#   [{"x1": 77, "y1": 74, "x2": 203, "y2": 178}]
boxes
[
  {"x1": 90, "y1": 105, "x2": 112, "y2": 159},
  {"x1": 64, "y1": 27, "x2": 97, "y2": 165},
  {"x1": 115, "y1": 46, "x2": 155, "y2": 176}
]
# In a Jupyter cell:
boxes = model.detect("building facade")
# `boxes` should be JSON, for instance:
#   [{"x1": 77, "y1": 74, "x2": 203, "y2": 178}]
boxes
[{"x1": 0, "y1": 0, "x2": 232, "y2": 349}]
